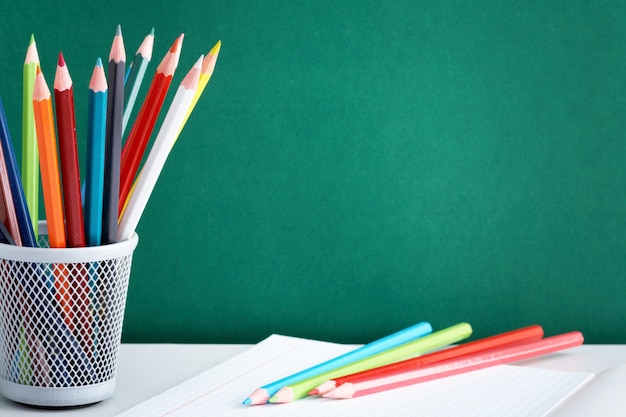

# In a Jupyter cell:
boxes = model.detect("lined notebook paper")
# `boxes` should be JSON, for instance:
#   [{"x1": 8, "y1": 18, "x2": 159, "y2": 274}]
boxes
[{"x1": 116, "y1": 334, "x2": 593, "y2": 417}]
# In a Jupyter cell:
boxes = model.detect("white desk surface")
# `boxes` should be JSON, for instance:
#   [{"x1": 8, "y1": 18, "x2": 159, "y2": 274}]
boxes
[{"x1": 0, "y1": 343, "x2": 625, "y2": 416}]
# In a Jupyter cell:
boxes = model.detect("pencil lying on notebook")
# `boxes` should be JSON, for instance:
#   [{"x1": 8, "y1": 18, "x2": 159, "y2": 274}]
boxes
[
  {"x1": 323, "y1": 331, "x2": 584, "y2": 399},
  {"x1": 310, "y1": 324, "x2": 544, "y2": 395},
  {"x1": 243, "y1": 321, "x2": 433, "y2": 405},
  {"x1": 269, "y1": 322, "x2": 473, "y2": 403}
]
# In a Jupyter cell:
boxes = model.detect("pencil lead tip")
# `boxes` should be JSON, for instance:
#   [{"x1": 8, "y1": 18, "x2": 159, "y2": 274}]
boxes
[
  {"x1": 242, "y1": 398, "x2": 252, "y2": 405},
  {"x1": 58, "y1": 52, "x2": 65, "y2": 67},
  {"x1": 308, "y1": 389, "x2": 320, "y2": 396},
  {"x1": 29, "y1": 34, "x2": 35, "y2": 44},
  {"x1": 150, "y1": 27, "x2": 155, "y2": 35},
  {"x1": 36, "y1": 65, "x2": 41, "y2": 75},
  {"x1": 96, "y1": 57, "x2": 103, "y2": 67},
  {"x1": 116, "y1": 24, "x2": 122, "y2": 36}
]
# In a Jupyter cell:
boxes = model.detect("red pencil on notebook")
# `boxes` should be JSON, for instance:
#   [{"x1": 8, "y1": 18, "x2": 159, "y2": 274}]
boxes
[
  {"x1": 310, "y1": 324, "x2": 544, "y2": 396},
  {"x1": 323, "y1": 331, "x2": 584, "y2": 399}
]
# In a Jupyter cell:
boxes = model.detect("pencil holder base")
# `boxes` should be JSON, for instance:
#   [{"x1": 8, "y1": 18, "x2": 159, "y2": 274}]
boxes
[
  {"x1": 0, "y1": 378, "x2": 115, "y2": 407},
  {"x1": 0, "y1": 221, "x2": 138, "y2": 407}
]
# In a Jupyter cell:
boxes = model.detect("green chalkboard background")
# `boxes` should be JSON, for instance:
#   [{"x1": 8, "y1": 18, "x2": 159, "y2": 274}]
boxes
[{"x1": 1, "y1": 0, "x2": 626, "y2": 344}]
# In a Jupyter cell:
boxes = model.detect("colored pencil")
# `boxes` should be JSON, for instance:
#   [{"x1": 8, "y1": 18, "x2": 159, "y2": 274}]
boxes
[
  {"x1": 85, "y1": 58, "x2": 108, "y2": 246},
  {"x1": 0, "y1": 97, "x2": 37, "y2": 247},
  {"x1": 54, "y1": 53, "x2": 85, "y2": 248},
  {"x1": 269, "y1": 322, "x2": 473, "y2": 404},
  {"x1": 324, "y1": 331, "x2": 584, "y2": 399},
  {"x1": 118, "y1": 56, "x2": 203, "y2": 241},
  {"x1": 122, "y1": 28, "x2": 154, "y2": 136},
  {"x1": 32, "y1": 64, "x2": 76, "y2": 351},
  {"x1": 102, "y1": 25, "x2": 126, "y2": 244},
  {"x1": 243, "y1": 321, "x2": 433, "y2": 405},
  {"x1": 32, "y1": 66, "x2": 66, "y2": 249},
  {"x1": 0, "y1": 131, "x2": 21, "y2": 245},
  {"x1": 119, "y1": 34, "x2": 183, "y2": 216},
  {"x1": 311, "y1": 324, "x2": 544, "y2": 395},
  {"x1": 175, "y1": 40, "x2": 221, "y2": 145},
  {"x1": 22, "y1": 34, "x2": 40, "y2": 237}
]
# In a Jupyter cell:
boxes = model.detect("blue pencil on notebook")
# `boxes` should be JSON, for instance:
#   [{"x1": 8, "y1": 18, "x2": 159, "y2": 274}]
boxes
[
  {"x1": 0, "y1": 97, "x2": 37, "y2": 247},
  {"x1": 243, "y1": 321, "x2": 433, "y2": 405}
]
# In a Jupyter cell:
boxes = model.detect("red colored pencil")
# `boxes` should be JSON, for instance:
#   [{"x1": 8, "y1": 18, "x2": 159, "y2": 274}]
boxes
[
  {"x1": 311, "y1": 324, "x2": 544, "y2": 395},
  {"x1": 53, "y1": 53, "x2": 85, "y2": 248},
  {"x1": 118, "y1": 34, "x2": 183, "y2": 215},
  {"x1": 324, "y1": 331, "x2": 584, "y2": 399}
]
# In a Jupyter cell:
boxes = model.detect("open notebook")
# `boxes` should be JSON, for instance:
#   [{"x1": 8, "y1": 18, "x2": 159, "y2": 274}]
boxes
[{"x1": 116, "y1": 334, "x2": 593, "y2": 416}]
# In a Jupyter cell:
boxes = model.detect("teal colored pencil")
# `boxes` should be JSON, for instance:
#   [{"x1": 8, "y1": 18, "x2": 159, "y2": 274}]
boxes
[
  {"x1": 269, "y1": 322, "x2": 473, "y2": 403},
  {"x1": 85, "y1": 58, "x2": 108, "y2": 246},
  {"x1": 243, "y1": 321, "x2": 432, "y2": 405},
  {"x1": 122, "y1": 28, "x2": 154, "y2": 136}
]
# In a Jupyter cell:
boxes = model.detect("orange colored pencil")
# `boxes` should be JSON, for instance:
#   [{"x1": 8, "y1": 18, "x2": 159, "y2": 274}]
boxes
[
  {"x1": 312, "y1": 325, "x2": 544, "y2": 395},
  {"x1": 32, "y1": 67, "x2": 65, "y2": 249},
  {"x1": 33, "y1": 66, "x2": 72, "y2": 329},
  {"x1": 324, "y1": 331, "x2": 584, "y2": 399},
  {"x1": 119, "y1": 34, "x2": 183, "y2": 215}
]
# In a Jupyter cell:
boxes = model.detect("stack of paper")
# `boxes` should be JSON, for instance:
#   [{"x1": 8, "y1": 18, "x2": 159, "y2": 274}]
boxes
[{"x1": 116, "y1": 334, "x2": 593, "y2": 417}]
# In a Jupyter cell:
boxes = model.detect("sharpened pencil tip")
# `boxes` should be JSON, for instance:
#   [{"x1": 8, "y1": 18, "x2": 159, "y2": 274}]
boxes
[
  {"x1": 116, "y1": 24, "x2": 122, "y2": 36},
  {"x1": 57, "y1": 52, "x2": 65, "y2": 67},
  {"x1": 242, "y1": 398, "x2": 251, "y2": 405},
  {"x1": 29, "y1": 34, "x2": 35, "y2": 44},
  {"x1": 150, "y1": 27, "x2": 155, "y2": 35},
  {"x1": 308, "y1": 389, "x2": 320, "y2": 396},
  {"x1": 96, "y1": 57, "x2": 103, "y2": 67}
]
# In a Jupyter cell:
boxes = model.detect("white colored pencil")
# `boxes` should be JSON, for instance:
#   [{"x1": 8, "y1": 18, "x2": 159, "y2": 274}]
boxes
[{"x1": 117, "y1": 56, "x2": 203, "y2": 241}]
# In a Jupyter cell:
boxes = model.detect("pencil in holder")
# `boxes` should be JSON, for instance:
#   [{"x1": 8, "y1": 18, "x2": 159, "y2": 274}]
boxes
[{"x1": 0, "y1": 221, "x2": 138, "y2": 407}]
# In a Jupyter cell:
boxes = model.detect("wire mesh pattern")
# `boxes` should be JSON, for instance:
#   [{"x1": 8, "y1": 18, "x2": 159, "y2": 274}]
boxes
[{"x1": 0, "y1": 239, "x2": 134, "y2": 389}]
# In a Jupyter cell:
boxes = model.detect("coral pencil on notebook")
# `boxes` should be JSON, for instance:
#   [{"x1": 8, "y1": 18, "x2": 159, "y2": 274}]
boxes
[
  {"x1": 311, "y1": 324, "x2": 544, "y2": 395},
  {"x1": 324, "y1": 331, "x2": 584, "y2": 399},
  {"x1": 243, "y1": 321, "x2": 433, "y2": 405}
]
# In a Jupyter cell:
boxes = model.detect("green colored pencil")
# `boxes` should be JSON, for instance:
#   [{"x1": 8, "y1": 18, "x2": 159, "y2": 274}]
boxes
[
  {"x1": 22, "y1": 34, "x2": 39, "y2": 236},
  {"x1": 269, "y1": 322, "x2": 473, "y2": 403}
]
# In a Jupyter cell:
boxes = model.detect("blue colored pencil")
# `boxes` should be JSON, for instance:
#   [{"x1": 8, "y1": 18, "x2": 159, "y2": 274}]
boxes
[
  {"x1": 85, "y1": 58, "x2": 108, "y2": 246},
  {"x1": 243, "y1": 321, "x2": 432, "y2": 405},
  {"x1": 0, "y1": 97, "x2": 37, "y2": 247}
]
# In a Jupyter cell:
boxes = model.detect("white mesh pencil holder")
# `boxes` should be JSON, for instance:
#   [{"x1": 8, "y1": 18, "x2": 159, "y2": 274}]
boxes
[{"x1": 0, "y1": 222, "x2": 138, "y2": 407}]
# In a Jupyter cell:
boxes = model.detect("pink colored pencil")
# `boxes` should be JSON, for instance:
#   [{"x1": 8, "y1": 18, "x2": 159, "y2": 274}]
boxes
[
  {"x1": 324, "y1": 331, "x2": 584, "y2": 399},
  {"x1": 311, "y1": 324, "x2": 544, "y2": 395}
]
